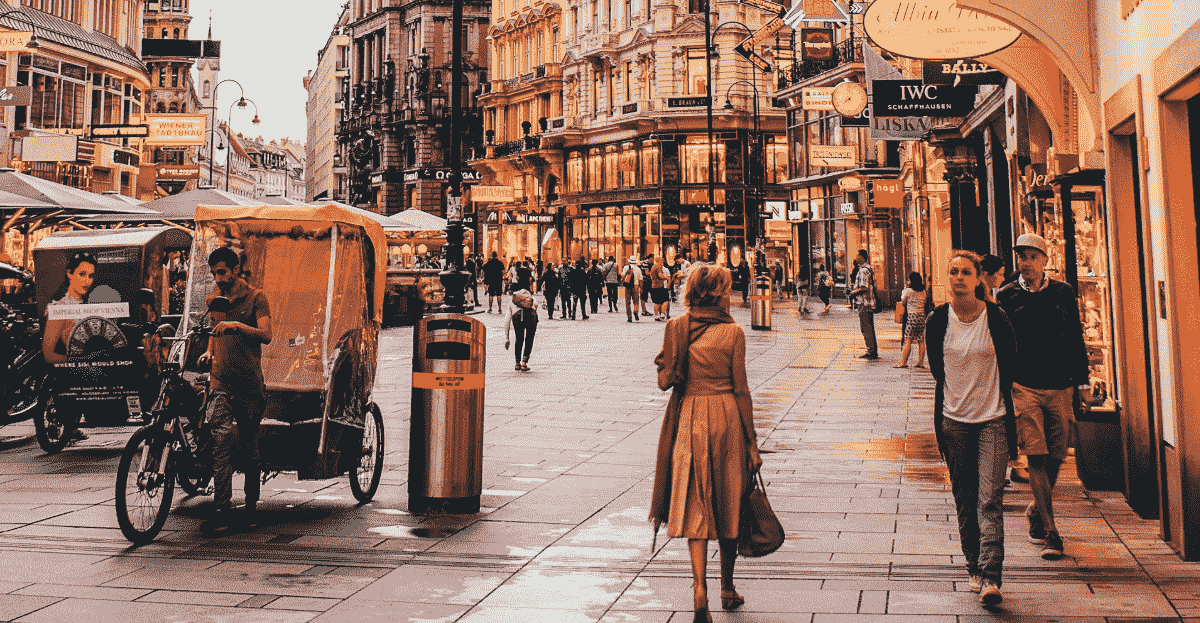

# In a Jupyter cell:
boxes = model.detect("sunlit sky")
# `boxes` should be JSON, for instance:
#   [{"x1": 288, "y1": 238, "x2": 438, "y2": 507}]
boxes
[{"x1": 186, "y1": 0, "x2": 347, "y2": 147}]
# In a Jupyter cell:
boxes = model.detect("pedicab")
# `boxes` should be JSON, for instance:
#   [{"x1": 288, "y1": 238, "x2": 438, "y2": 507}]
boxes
[
  {"x1": 114, "y1": 203, "x2": 386, "y2": 544},
  {"x1": 32, "y1": 226, "x2": 194, "y2": 453}
]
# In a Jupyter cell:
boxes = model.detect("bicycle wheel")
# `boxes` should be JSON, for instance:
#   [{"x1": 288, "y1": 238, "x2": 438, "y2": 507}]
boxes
[
  {"x1": 34, "y1": 391, "x2": 75, "y2": 455},
  {"x1": 116, "y1": 427, "x2": 176, "y2": 544},
  {"x1": 349, "y1": 403, "x2": 384, "y2": 503}
]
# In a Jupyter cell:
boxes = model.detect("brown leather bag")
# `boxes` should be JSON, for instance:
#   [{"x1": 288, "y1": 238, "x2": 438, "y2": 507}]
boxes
[{"x1": 738, "y1": 472, "x2": 784, "y2": 557}]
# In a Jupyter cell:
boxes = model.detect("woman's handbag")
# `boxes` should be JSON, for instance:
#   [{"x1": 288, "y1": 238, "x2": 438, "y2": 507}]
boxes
[
  {"x1": 895, "y1": 301, "x2": 906, "y2": 325},
  {"x1": 738, "y1": 472, "x2": 784, "y2": 557}
]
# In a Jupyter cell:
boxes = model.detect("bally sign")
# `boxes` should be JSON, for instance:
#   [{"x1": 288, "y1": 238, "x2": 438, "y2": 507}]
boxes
[
  {"x1": 871, "y1": 80, "x2": 976, "y2": 117},
  {"x1": 863, "y1": 0, "x2": 1022, "y2": 60},
  {"x1": 808, "y1": 144, "x2": 856, "y2": 168},
  {"x1": 145, "y1": 114, "x2": 207, "y2": 145},
  {"x1": 922, "y1": 58, "x2": 1006, "y2": 86},
  {"x1": 0, "y1": 85, "x2": 31, "y2": 107}
]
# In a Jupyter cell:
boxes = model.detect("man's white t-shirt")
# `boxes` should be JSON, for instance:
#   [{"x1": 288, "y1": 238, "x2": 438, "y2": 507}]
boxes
[{"x1": 942, "y1": 306, "x2": 1006, "y2": 424}]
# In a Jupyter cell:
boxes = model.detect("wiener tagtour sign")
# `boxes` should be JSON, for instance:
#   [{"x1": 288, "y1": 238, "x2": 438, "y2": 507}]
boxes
[{"x1": 863, "y1": 0, "x2": 1022, "y2": 60}]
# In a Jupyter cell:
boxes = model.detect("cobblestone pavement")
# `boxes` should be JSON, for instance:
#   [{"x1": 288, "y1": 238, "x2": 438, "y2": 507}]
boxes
[{"x1": 0, "y1": 300, "x2": 1197, "y2": 622}]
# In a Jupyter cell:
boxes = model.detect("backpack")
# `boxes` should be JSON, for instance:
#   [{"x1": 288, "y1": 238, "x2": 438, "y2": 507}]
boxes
[{"x1": 622, "y1": 266, "x2": 637, "y2": 287}]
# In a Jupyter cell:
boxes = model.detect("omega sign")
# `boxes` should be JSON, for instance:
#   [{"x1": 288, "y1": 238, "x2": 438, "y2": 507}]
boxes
[{"x1": 863, "y1": 1, "x2": 1022, "y2": 60}]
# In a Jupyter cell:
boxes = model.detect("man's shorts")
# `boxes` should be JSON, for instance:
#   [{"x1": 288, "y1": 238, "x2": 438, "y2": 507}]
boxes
[{"x1": 1013, "y1": 383, "x2": 1072, "y2": 459}]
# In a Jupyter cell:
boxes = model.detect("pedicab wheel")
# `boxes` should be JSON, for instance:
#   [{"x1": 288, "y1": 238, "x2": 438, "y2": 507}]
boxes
[
  {"x1": 34, "y1": 390, "x2": 75, "y2": 455},
  {"x1": 349, "y1": 402, "x2": 384, "y2": 503},
  {"x1": 177, "y1": 471, "x2": 212, "y2": 497},
  {"x1": 116, "y1": 427, "x2": 176, "y2": 544}
]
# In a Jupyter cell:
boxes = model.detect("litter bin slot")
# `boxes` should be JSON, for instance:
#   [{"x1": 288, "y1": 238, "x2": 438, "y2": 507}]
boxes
[
  {"x1": 427, "y1": 318, "x2": 473, "y2": 333},
  {"x1": 425, "y1": 341, "x2": 472, "y2": 360}
]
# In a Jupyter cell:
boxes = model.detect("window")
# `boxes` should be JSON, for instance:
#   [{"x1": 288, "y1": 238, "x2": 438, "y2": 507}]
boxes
[
  {"x1": 568, "y1": 9, "x2": 577, "y2": 40},
  {"x1": 512, "y1": 45, "x2": 519, "y2": 77},
  {"x1": 156, "y1": 101, "x2": 166, "y2": 112},
  {"x1": 171, "y1": 66, "x2": 179, "y2": 88},
  {"x1": 641, "y1": 140, "x2": 659, "y2": 185},
  {"x1": 536, "y1": 31, "x2": 544, "y2": 66},
  {"x1": 168, "y1": 102, "x2": 178, "y2": 113},
  {"x1": 173, "y1": 28, "x2": 180, "y2": 39},
  {"x1": 161, "y1": 28, "x2": 168, "y2": 38},
  {"x1": 688, "y1": 0, "x2": 704, "y2": 13},
  {"x1": 590, "y1": 0, "x2": 598, "y2": 30},
  {"x1": 587, "y1": 148, "x2": 602, "y2": 190},
  {"x1": 606, "y1": 0, "x2": 613, "y2": 30},
  {"x1": 686, "y1": 48, "x2": 707, "y2": 95},
  {"x1": 567, "y1": 151, "x2": 583, "y2": 192},
  {"x1": 552, "y1": 28, "x2": 559, "y2": 61},
  {"x1": 765, "y1": 135, "x2": 788, "y2": 183},
  {"x1": 604, "y1": 146, "x2": 619, "y2": 189},
  {"x1": 620, "y1": 143, "x2": 637, "y2": 187},
  {"x1": 682, "y1": 135, "x2": 726, "y2": 184},
  {"x1": 592, "y1": 68, "x2": 600, "y2": 114},
  {"x1": 203, "y1": 80, "x2": 210, "y2": 98},
  {"x1": 607, "y1": 65, "x2": 615, "y2": 111},
  {"x1": 625, "y1": 0, "x2": 632, "y2": 27},
  {"x1": 625, "y1": 61, "x2": 632, "y2": 101},
  {"x1": 525, "y1": 35, "x2": 531, "y2": 72},
  {"x1": 158, "y1": 67, "x2": 166, "y2": 88}
]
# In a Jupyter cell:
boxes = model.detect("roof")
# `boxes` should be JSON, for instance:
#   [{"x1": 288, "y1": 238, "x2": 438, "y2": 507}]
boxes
[
  {"x1": 0, "y1": 189, "x2": 54, "y2": 210},
  {"x1": 0, "y1": 170, "x2": 154, "y2": 213},
  {"x1": 193, "y1": 203, "x2": 388, "y2": 323},
  {"x1": 0, "y1": 6, "x2": 145, "y2": 74},
  {"x1": 34, "y1": 226, "x2": 192, "y2": 251},
  {"x1": 83, "y1": 187, "x2": 256, "y2": 223},
  {"x1": 392, "y1": 209, "x2": 448, "y2": 230}
]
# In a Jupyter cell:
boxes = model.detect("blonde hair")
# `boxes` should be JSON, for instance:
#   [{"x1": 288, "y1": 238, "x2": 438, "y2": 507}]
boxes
[{"x1": 685, "y1": 263, "x2": 732, "y2": 307}]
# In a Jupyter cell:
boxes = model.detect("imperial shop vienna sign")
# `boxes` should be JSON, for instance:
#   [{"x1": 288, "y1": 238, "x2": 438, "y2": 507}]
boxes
[{"x1": 863, "y1": 0, "x2": 1022, "y2": 60}]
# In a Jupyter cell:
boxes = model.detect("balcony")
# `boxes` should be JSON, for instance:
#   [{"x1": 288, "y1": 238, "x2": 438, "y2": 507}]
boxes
[
  {"x1": 777, "y1": 38, "x2": 865, "y2": 90},
  {"x1": 493, "y1": 135, "x2": 542, "y2": 158}
]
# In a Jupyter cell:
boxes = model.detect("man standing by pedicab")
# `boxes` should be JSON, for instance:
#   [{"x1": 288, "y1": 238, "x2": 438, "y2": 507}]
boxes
[{"x1": 199, "y1": 247, "x2": 273, "y2": 535}]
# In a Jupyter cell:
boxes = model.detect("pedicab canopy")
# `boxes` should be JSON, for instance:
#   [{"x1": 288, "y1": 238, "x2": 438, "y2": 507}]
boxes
[{"x1": 190, "y1": 203, "x2": 388, "y2": 398}]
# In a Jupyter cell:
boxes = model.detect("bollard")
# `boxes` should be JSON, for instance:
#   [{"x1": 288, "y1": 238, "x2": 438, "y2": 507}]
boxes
[
  {"x1": 750, "y1": 274, "x2": 773, "y2": 330},
  {"x1": 409, "y1": 313, "x2": 486, "y2": 513}
]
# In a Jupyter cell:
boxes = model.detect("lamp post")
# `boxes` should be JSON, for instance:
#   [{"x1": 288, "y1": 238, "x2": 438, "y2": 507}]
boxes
[
  {"x1": 439, "y1": 0, "x2": 468, "y2": 313},
  {"x1": 205, "y1": 79, "x2": 247, "y2": 186},
  {"x1": 723, "y1": 79, "x2": 763, "y2": 250},
  {"x1": 704, "y1": 0, "x2": 716, "y2": 262},
  {"x1": 223, "y1": 97, "x2": 260, "y2": 193}
]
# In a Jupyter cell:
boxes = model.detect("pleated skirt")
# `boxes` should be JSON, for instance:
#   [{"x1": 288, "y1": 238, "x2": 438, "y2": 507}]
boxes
[{"x1": 666, "y1": 392, "x2": 747, "y2": 540}]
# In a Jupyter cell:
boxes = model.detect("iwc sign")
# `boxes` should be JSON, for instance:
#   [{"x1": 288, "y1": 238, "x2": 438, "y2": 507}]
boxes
[{"x1": 863, "y1": 0, "x2": 1021, "y2": 60}]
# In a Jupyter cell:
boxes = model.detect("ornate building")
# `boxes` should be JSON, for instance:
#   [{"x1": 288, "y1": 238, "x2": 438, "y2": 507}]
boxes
[
  {"x1": 305, "y1": 6, "x2": 349, "y2": 202},
  {"x1": 335, "y1": 0, "x2": 490, "y2": 216},
  {"x1": 141, "y1": 0, "x2": 202, "y2": 196}
]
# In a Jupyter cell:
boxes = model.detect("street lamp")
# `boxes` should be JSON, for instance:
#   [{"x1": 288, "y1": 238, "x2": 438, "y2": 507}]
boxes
[
  {"x1": 0, "y1": 10, "x2": 42, "y2": 49},
  {"x1": 439, "y1": 0, "x2": 468, "y2": 313},
  {"x1": 703, "y1": 0, "x2": 716, "y2": 262},
  {"x1": 723, "y1": 79, "x2": 764, "y2": 248},
  {"x1": 204, "y1": 79, "x2": 251, "y2": 186},
  {"x1": 223, "y1": 97, "x2": 260, "y2": 192}
]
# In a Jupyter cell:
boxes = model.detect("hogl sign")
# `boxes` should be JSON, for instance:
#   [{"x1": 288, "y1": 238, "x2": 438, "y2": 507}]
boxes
[{"x1": 863, "y1": 0, "x2": 1021, "y2": 60}]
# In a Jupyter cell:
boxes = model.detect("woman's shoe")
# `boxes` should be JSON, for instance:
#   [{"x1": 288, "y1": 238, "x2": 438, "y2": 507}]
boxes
[
  {"x1": 720, "y1": 589, "x2": 745, "y2": 610},
  {"x1": 693, "y1": 607, "x2": 712, "y2": 623},
  {"x1": 515, "y1": 363, "x2": 522, "y2": 370},
  {"x1": 520, "y1": 363, "x2": 530, "y2": 371}
]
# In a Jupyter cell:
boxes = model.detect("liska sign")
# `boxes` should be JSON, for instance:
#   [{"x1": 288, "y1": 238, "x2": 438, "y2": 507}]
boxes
[{"x1": 863, "y1": 1, "x2": 1022, "y2": 60}]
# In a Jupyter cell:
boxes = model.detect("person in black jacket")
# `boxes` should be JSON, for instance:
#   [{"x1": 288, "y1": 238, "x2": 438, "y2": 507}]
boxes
[
  {"x1": 927, "y1": 250, "x2": 1018, "y2": 606},
  {"x1": 587, "y1": 259, "x2": 605, "y2": 314},
  {"x1": 557, "y1": 261, "x2": 574, "y2": 320},
  {"x1": 996, "y1": 233, "x2": 1091, "y2": 561},
  {"x1": 570, "y1": 258, "x2": 590, "y2": 319},
  {"x1": 538, "y1": 262, "x2": 560, "y2": 319},
  {"x1": 482, "y1": 252, "x2": 506, "y2": 313}
]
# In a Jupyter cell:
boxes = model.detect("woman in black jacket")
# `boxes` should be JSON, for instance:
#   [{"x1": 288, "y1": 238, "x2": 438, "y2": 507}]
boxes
[
  {"x1": 926, "y1": 250, "x2": 1018, "y2": 607},
  {"x1": 538, "y1": 262, "x2": 560, "y2": 319},
  {"x1": 570, "y1": 258, "x2": 590, "y2": 320}
]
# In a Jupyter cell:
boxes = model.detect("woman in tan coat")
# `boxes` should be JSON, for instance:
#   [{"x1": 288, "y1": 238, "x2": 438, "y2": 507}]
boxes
[{"x1": 651, "y1": 263, "x2": 762, "y2": 623}]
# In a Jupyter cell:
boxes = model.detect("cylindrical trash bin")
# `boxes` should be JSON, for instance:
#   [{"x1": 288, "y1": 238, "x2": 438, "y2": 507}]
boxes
[
  {"x1": 409, "y1": 313, "x2": 486, "y2": 513},
  {"x1": 751, "y1": 274, "x2": 772, "y2": 330}
]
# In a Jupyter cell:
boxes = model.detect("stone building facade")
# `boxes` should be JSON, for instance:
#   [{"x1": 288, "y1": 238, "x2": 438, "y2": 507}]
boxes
[
  {"x1": 305, "y1": 7, "x2": 349, "y2": 202},
  {"x1": 141, "y1": 0, "x2": 202, "y2": 196}
]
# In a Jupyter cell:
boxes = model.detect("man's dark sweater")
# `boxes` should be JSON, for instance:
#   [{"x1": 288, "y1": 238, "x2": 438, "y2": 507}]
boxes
[{"x1": 996, "y1": 277, "x2": 1090, "y2": 390}]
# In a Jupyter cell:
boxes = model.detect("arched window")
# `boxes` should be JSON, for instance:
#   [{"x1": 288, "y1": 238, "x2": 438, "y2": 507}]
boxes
[
  {"x1": 162, "y1": 28, "x2": 168, "y2": 38},
  {"x1": 171, "y1": 67, "x2": 179, "y2": 88},
  {"x1": 173, "y1": 28, "x2": 180, "y2": 39},
  {"x1": 203, "y1": 80, "x2": 211, "y2": 98},
  {"x1": 156, "y1": 102, "x2": 166, "y2": 112},
  {"x1": 169, "y1": 102, "x2": 179, "y2": 113},
  {"x1": 181, "y1": 103, "x2": 187, "y2": 113},
  {"x1": 158, "y1": 68, "x2": 166, "y2": 87}
]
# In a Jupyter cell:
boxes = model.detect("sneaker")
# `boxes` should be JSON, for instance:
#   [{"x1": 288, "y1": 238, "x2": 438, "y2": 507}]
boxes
[
  {"x1": 1026, "y1": 502, "x2": 1047, "y2": 544},
  {"x1": 968, "y1": 573, "x2": 982, "y2": 593},
  {"x1": 857, "y1": 352, "x2": 873, "y2": 359},
  {"x1": 515, "y1": 363, "x2": 522, "y2": 370},
  {"x1": 1041, "y1": 530, "x2": 1064, "y2": 559},
  {"x1": 979, "y1": 579, "x2": 1002, "y2": 605}
]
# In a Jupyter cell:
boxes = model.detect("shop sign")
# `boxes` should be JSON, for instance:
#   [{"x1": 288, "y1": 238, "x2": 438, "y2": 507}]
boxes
[
  {"x1": 0, "y1": 85, "x2": 31, "y2": 107},
  {"x1": 145, "y1": 114, "x2": 206, "y2": 145},
  {"x1": 0, "y1": 31, "x2": 31, "y2": 52},
  {"x1": 667, "y1": 96, "x2": 710, "y2": 108},
  {"x1": 841, "y1": 108, "x2": 870, "y2": 127},
  {"x1": 91, "y1": 124, "x2": 150, "y2": 138},
  {"x1": 370, "y1": 173, "x2": 384, "y2": 184},
  {"x1": 1024, "y1": 163, "x2": 1051, "y2": 192},
  {"x1": 800, "y1": 29, "x2": 834, "y2": 61},
  {"x1": 525, "y1": 214, "x2": 555, "y2": 223},
  {"x1": 808, "y1": 144, "x2": 856, "y2": 168},
  {"x1": 863, "y1": 0, "x2": 1022, "y2": 60},
  {"x1": 839, "y1": 202, "x2": 856, "y2": 215},
  {"x1": 801, "y1": 87, "x2": 835, "y2": 110},
  {"x1": 21, "y1": 134, "x2": 77, "y2": 162},
  {"x1": 788, "y1": 210, "x2": 805, "y2": 221},
  {"x1": 871, "y1": 80, "x2": 976, "y2": 118},
  {"x1": 156, "y1": 164, "x2": 200, "y2": 180},
  {"x1": 922, "y1": 59, "x2": 1006, "y2": 86},
  {"x1": 472, "y1": 185, "x2": 515, "y2": 203},
  {"x1": 403, "y1": 169, "x2": 484, "y2": 183},
  {"x1": 764, "y1": 200, "x2": 787, "y2": 220},
  {"x1": 764, "y1": 220, "x2": 791, "y2": 239},
  {"x1": 872, "y1": 178, "x2": 904, "y2": 208},
  {"x1": 838, "y1": 176, "x2": 863, "y2": 191}
]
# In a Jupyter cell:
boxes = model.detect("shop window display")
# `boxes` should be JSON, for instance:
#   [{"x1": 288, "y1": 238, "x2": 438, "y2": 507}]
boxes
[{"x1": 1071, "y1": 186, "x2": 1117, "y2": 411}]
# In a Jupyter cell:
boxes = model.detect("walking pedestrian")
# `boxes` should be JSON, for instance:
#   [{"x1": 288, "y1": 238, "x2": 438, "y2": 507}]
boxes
[
  {"x1": 504, "y1": 288, "x2": 539, "y2": 371},
  {"x1": 640, "y1": 255, "x2": 654, "y2": 316},
  {"x1": 772, "y1": 262, "x2": 785, "y2": 299},
  {"x1": 796, "y1": 264, "x2": 811, "y2": 314},
  {"x1": 980, "y1": 253, "x2": 1029, "y2": 484},
  {"x1": 849, "y1": 249, "x2": 879, "y2": 360},
  {"x1": 602, "y1": 255, "x2": 620, "y2": 312},
  {"x1": 464, "y1": 254, "x2": 480, "y2": 307},
  {"x1": 816, "y1": 264, "x2": 833, "y2": 314},
  {"x1": 538, "y1": 261, "x2": 560, "y2": 319},
  {"x1": 507, "y1": 257, "x2": 520, "y2": 294},
  {"x1": 588, "y1": 258, "x2": 605, "y2": 314},
  {"x1": 895, "y1": 272, "x2": 929, "y2": 368},
  {"x1": 621, "y1": 256, "x2": 643, "y2": 322},
  {"x1": 649, "y1": 255, "x2": 671, "y2": 320},
  {"x1": 557, "y1": 260, "x2": 575, "y2": 320},
  {"x1": 515, "y1": 259, "x2": 534, "y2": 293},
  {"x1": 927, "y1": 250, "x2": 1019, "y2": 606},
  {"x1": 733, "y1": 261, "x2": 751, "y2": 304},
  {"x1": 997, "y1": 233, "x2": 1091, "y2": 560},
  {"x1": 571, "y1": 258, "x2": 590, "y2": 320},
  {"x1": 650, "y1": 263, "x2": 763, "y2": 623},
  {"x1": 482, "y1": 252, "x2": 505, "y2": 313}
]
